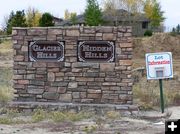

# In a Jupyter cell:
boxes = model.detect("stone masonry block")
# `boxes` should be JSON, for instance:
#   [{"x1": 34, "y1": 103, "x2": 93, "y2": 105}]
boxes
[
  {"x1": 59, "y1": 94, "x2": 72, "y2": 102},
  {"x1": 33, "y1": 62, "x2": 46, "y2": 68},
  {"x1": 66, "y1": 30, "x2": 80, "y2": 36},
  {"x1": 30, "y1": 80, "x2": 45, "y2": 86},
  {"x1": 48, "y1": 72, "x2": 55, "y2": 82},
  {"x1": 14, "y1": 56, "x2": 24, "y2": 62},
  {"x1": 57, "y1": 87, "x2": 67, "y2": 93},
  {"x1": 96, "y1": 27, "x2": 113, "y2": 33},
  {"x1": 103, "y1": 33, "x2": 115, "y2": 40},
  {"x1": 76, "y1": 77, "x2": 94, "y2": 82},
  {"x1": 72, "y1": 63, "x2": 99, "y2": 68},
  {"x1": 88, "y1": 94, "x2": 101, "y2": 99},
  {"x1": 51, "y1": 82, "x2": 68, "y2": 87},
  {"x1": 27, "y1": 86, "x2": 44, "y2": 94},
  {"x1": 68, "y1": 82, "x2": 78, "y2": 88},
  {"x1": 119, "y1": 43, "x2": 132, "y2": 48},
  {"x1": 119, "y1": 60, "x2": 132, "y2": 66},
  {"x1": 72, "y1": 92, "x2": 80, "y2": 99},
  {"x1": 18, "y1": 80, "x2": 29, "y2": 84},
  {"x1": 45, "y1": 87, "x2": 57, "y2": 92},
  {"x1": 55, "y1": 72, "x2": 64, "y2": 77},
  {"x1": 100, "y1": 63, "x2": 115, "y2": 71},
  {"x1": 48, "y1": 28, "x2": 62, "y2": 35},
  {"x1": 13, "y1": 75, "x2": 24, "y2": 79},
  {"x1": 28, "y1": 28, "x2": 47, "y2": 35},
  {"x1": 43, "y1": 92, "x2": 59, "y2": 100},
  {"x1": 21, "y1": 46, "x2": 28, "y2": 52},
  {"x1": 87, "y1": 89, "x2": 101, "y2": 94},
  {"x1": 102, "y1": 82, "x2": 116, "y2": 86},
  {"x1": 12, "y1": 30, "x2": 17, "y2": 35}
]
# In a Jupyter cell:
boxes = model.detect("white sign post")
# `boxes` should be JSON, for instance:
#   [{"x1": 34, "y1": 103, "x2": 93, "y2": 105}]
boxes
[
  {"x1": 146, "y1": 52, "x2": 173, "y2": 80},
  {"x1": 145, "y1": 52, "x2": 173, "y2": 113}
]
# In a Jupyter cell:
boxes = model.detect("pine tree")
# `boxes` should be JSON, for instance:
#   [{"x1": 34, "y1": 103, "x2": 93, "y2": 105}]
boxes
[
  {"x1": 172, "y1": 27, "x2": 176, "y2": 33},
  {"x1": 70, "y1": 13, "x2": 77, "y2": 25},
  {"x1": 84, "y1": 0, "x2": 103, "y2": 26},
  {"x1": 6, "y1": 10, "x2": 27, "y2": 34},
  {"x1": 176, "y1": 24, "x2": 180, "y2": 34},
  {"x1": 39, "y1": 13, "x2": 54, "y2": 27}
]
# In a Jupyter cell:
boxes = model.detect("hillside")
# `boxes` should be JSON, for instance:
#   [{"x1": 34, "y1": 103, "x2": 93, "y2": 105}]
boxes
[
  {"x1": 133, "y1": 33, "x2": 180, "y2": 59},
  {"x1": 132, "y1": 33, "x2": 180, "y2": 107}
]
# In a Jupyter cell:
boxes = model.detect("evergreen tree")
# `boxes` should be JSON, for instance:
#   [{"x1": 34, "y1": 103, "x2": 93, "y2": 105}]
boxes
[
  {"x1": 176, "y1": 24, "x2": 180, "y2": 34},
  {"x1": 172, "y1": 27, "x2": 176, "y2": 33},
  {"x1": 84, "y1": 0, "x2": 103, "y2": 26},
  {"x1": 39, "y1": 12, "x2": 54, "y2": 27},
  {"x1": 6, "y1": 10, "x2": 27, "y2": 34},
  {"x1": 70, "y1": 13, "x2": 77, "y2": 25}
]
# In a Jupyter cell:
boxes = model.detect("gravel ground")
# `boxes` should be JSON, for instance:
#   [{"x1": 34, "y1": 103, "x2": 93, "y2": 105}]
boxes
[{"x1": 0, "y1": 106, "x2": 179, "y2": 134}]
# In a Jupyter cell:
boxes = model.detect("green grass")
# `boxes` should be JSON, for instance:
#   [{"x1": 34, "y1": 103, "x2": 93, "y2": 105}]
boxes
[
  {"x1": 106, "y1": 111, "x2": 121, "y2": 119},
  {"x1": 0, "y1": 117, "x2": 12, "y2": 124},
  {"x1": 32, "y1": 109, "x2": 92, "y2": 123},
  {"x1": 32, "y1": 109, "x2": 47, "y2": 123},
  {"x1": 49, "y1": 111, "x2": 91, "y2": 122},
  {"x1": 0, "y1": 108, "x2": 26, "y2": 125}
]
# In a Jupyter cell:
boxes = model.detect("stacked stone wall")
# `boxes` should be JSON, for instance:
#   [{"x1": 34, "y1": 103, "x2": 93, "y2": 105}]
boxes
[{"x1": 13, "y1": 26, "x2": 133, "y2": 104}]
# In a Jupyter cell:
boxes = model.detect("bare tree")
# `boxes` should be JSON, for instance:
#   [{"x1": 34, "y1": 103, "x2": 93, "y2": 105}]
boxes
[
  {"x1": 1, "y1": 15, "x2": 9, "y2": 32},
  {"x1": 103, "y1": 0, "x2": 145, "y2": 26},
  {"x1": 26, "y1": 7, "x2": 42, "y2": 27}
]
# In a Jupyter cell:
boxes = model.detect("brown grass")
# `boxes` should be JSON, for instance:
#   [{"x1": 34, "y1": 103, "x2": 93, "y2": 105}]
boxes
[
  {"x1": 133, "y1": 73, "x2": 180, "y2": 110},
  {"x1": 0, "y1": 40, "x2": 13, "y2": 56}
]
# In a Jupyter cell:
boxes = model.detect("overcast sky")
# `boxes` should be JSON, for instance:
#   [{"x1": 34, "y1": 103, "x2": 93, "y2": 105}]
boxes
[{"x1": 0, "y1": 0, "x2": 179, "y2": 31}]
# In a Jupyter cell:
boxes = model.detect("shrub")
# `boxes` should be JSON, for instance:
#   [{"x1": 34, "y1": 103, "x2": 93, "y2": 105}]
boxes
[
  {"x1": 106, "y1": 111, "x2": 121, "y2": 119},
  {"x1": 144, "y1": 30, "x2": 153, "y2": 36},
  {"x1": 50, "y1": 111, "x2": 66, "y2": 122},
  {"x1": 0, "y1": 117, "x2": 12, "y2": 124},
  {"x1": 49, "y1": 111, "x2": 91, "y2": 122},
  {"x1": 67, "y1": 112, "x2": 91, "y2": 122},
  {"x1": 32, "y1": 109, "x2": 46, "y2": 122}
]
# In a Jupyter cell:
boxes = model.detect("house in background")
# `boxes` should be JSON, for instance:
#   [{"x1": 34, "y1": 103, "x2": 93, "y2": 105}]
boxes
[
  {"x1": 53, "y1": 17, "x2": 63, "y2": 26},
  {"x1": 55, "y1": 9, "x2": 151, "y2": 36}
]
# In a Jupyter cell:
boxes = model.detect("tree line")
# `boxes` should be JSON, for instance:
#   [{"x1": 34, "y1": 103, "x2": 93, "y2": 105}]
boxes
[
  {"x1": 68, "y1": 0, "x2": 165, "y2": 28},
  {"x1": 4, "y1": 7, "x2": 54, "y2": 34},
  {"x1": 171, "y1": 24, "x2": 180, "y2": 35},
  {"x1": 2, "y1": 0, "x2": 165, "y2": 35}
]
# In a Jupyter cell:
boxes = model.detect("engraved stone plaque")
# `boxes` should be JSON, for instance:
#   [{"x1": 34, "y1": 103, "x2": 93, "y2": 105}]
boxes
[
  {"x1": 78, "y1": 41, "x2": 115, "y2": 62},
  {"x1": 29, "y1": 41, "x2": 64, "y2": 62}
]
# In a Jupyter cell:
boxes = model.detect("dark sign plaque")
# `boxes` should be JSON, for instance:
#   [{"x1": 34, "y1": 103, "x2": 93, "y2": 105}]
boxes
[
  {"x1": 29, "y1": 41, "x2": 64, "y2": 62},
  {"x1": 78, "y1": 41, "x2": 115, "y2": 62}
]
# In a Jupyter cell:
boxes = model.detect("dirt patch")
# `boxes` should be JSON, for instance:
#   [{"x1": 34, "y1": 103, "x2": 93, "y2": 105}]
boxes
[
  {"x1": 133, "y1": 33, "x2": 180, "y2": 59},
  {"x1": 0, "y1": 114, "x2": 165, "y2": 134}
]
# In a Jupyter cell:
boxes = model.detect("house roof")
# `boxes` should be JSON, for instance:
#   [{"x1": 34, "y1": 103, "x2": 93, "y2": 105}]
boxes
[
  {"x1": 53, "y1": 16, "x2": 63, "y2": 22},
  {"x1": 56, "y1": 9, "x2": 150, "y2": 26}
]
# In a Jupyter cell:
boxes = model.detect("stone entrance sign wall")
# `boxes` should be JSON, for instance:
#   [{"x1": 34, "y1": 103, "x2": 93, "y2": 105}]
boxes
[{"x1": 12, "y1": 26, "x2": 133, "y2": 105}]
